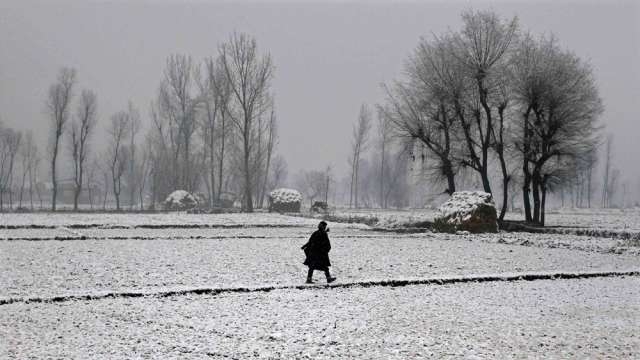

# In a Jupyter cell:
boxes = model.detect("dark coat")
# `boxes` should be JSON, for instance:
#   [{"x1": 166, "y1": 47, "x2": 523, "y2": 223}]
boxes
[{"x1": 302, "y1": 229, "x2": 332, "y2": 270}]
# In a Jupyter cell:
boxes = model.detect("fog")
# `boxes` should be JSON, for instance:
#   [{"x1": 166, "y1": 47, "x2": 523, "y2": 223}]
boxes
[{"x1": 1, "y1": 0, "x2": 639, "y2": 203}]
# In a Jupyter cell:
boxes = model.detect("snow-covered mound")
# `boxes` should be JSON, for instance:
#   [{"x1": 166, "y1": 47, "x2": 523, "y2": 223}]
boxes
[
  {"x1": 268, "y1": 188, "x2": 302, "y2": 213},
  {"x1": 434, "y1": 191, "x2": 498, "y2": 233},
  {"x1": 163, "y1": 190, "x2": 199, "y2": 211}
]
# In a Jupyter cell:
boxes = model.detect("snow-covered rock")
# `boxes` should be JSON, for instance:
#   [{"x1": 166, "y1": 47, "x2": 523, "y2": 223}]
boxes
[
  {"x1": 433, "y1": 191, "x2": 498, "y2": 233},
  {"x1": 163, "y1": 190, "x2": 199, "y2": 211},
  {"x1": 268, "y1": 188, "x2": 302, "y2": 213}
]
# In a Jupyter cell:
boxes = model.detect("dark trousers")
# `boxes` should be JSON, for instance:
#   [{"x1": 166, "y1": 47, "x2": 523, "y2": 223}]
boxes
[{"x1": 307, "y1": 267, "x2": 331, "y2": 280}]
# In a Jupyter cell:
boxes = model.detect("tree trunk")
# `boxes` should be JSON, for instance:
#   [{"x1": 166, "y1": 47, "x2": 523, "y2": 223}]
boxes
[
  {"x1": 28, "y1": 165, "x2": 34, "y2": 210},
  {"x1": 18, "y1": 169, "x2": 26, "y2": 208},
  {"x1": 497, "y1": 150, "x2": 509, "y2": 221},
  {"x1": 540, "y1": 175, "x2": 548, "y2": 226},
  {"x1": 88, "y1": 185, "x2": 94, "y2": 210},
  {"x1": 217, "y1": 114, "x2": 226, "y2": 203},
  {"x1": 243, "y1": 127, "x2": 253, "y2": 212},
  {"x1": 184, "y1": 134, "x2": 190, "y2": 192},
  {"x1": 51, "y1": 142, "x2": 58, "y2": 211},
  {"x1": 73, "y1": 187, "x2": 80, "y2": 211},
  {"x1": 587, "y1": 166, "x2": 592, "y2": 208},
  {"x1": 354, "y1": 158, "x2": 359, "y2": 209},
  {"x1": 380, "y1": 139, "x2": 385, "y2": 208},
  {"x1": 209, "y1": 127, "x2": 215, "y2": 208},
  {"x1": 260, "y1": 144, "x2": 273, "y2": 209},
  {"x1": 532, "y1": 175, "x2": 541, "y2": 224},
  {"x1": 443, "y1": 159, "x2": 456, "y2": 196}
]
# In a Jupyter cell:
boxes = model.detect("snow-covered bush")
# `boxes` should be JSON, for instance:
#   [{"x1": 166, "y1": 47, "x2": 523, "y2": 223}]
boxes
[
  {"x1": 163, "y1": 190, "x2": 199, "y2": 211},
  {"x1": 311, "y1": 201, "x2": 328, "y2": 213},
  {"x1": 433, "y1": 191, "x2": 498, "y2": 233},
  {"x1": 268, "y1": 188, "x2": 302, "y2": 213}
]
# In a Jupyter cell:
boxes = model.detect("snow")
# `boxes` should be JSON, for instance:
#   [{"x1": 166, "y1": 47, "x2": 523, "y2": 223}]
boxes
[
  {"x1": 437, "y1": 191, "x2": 494, "y2": 217},
  {"x1": 0, "y1": 212, "x2": 338, "y2": 228},
  {"x1": 163, "y1": 190, "x2": 198, "y2": 210},
  {"x1": 268, "y1": 188, "x2": 302, "y2": 204},
  {"x1": 1, "y1": 210, "x2": 640, "y2": 357},
  {"x1": 2, "y1": 277, "x2": 638, "y2": 358},
  {"x1": 2, "y1": 224, "x2": 638, "y2": 300}
]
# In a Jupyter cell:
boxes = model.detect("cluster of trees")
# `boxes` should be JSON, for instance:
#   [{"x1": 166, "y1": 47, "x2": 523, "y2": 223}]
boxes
[
  {"x1": 147, "y1": 33, "x2": 281, "y2": 212},
  {"x1": 0, "y1": 32, "x2": 286, "y2": 212},
  {"x1": 295, "y1": 103, "x2": 415, "y2": 210},
  {"x1": 377, "y1": 10, "x2": 603, "y2": 225},
  {"x1": 294, "y1": 10, "x2": 635, "y2": 223}
]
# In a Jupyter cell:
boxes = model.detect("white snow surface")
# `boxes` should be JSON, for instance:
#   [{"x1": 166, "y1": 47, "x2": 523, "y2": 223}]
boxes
[
  {"x1": 2, "y1": 210, "x2": 640, "y2": 358},
  {"x1": 269, "y1": 188, "x2": 302, "y2": 204},
  {"x1": 0, "y1": 212, "x2": 352, "y2": 228},
  {"x1": 435, "y1": 191, "x2": 495, "y2": 223},
  {"x1": 164, "y1": 190, "x2": 198, "y2": 208},
  {"x1": 2, "y1": 223, "x2": 638, "y2": 299},
  {"x1": 2, "y1": 277, "x2": 639, "y2": 358}
]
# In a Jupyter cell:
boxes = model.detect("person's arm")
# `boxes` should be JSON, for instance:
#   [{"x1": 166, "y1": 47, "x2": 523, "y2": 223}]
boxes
[
  {"x1": 321, "y1": 233, "x2": 331, "y2": 252},
  {"x1": 301, "y1": 232, "x2": 315, "y2": 250}
]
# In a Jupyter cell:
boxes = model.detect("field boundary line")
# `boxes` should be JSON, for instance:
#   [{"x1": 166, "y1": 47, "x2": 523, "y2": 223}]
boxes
[
  {"x1": 0, "y1": 224, "x2": 310, "y2": 230},
  {"x1": 0, "y1": 234, "x2": 411, "y2": 241},
  {"x1": 2, "y1": 269, "x2": 639, "y2": 306}
]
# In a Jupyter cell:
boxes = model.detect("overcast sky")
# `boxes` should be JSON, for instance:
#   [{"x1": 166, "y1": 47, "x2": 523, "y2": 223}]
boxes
[{"x1": 1, "y1": 0, "x2": 639, "y2": 181}]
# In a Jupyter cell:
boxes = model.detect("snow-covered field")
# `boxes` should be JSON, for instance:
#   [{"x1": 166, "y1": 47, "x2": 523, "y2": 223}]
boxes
[
  {"x1": 1, "y1": 211, "x2": 639, "y2": 358},
  {"x1": 317, "y1": 206, "x2": 640, "y2": 227},
  {"x1": 0, "y1": 212, "x2": 331, "y2": 228},
  {"x1": 2, "y1": 277, "x2": 638, "y2": 358}
]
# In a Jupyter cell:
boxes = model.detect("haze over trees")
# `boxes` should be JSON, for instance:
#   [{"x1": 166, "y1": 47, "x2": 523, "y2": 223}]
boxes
[
  {"x1": 379, "y1": 10, "x2": 603, "y2": 225},
  {"x1": 0, "y1": 11, "x2": 635, "y2": 220}
]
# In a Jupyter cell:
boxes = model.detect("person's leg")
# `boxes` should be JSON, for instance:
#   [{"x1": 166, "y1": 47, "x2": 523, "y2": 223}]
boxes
[
  {"x1": 306, "y1": 268, "x2": 314, "y2": 283},
  {"x1": 324, "y1": 269, "x2": 336, "y2": 283}
]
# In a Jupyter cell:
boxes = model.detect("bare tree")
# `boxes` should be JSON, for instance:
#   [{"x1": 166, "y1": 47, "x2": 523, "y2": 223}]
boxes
[
  {"x1": 269, "y1": 155, "x2": 288, "y2": 191},
  {"x1": 17, "y1": 131, "x2": 34, "y2": 208},
  {"x1": 107, "y1": 111, "x2": 130, "y2": 211},
  {"x1": 258, "y1": 110, "x2": 278, "y2": 208},
  {"x1": 137, "y1": 146, "x2": 153, "y2": 210},
  {"x1": 381, "y1": 34, "x2": 463, "y2": 197},
  {"x1": 323, "y1": 165, "x2": 333, "y2": 204},
  {"x1": 86, "y1": 158, "x2": 99, "y2": 210},
  {"x1": 349, "y1": 104, "x2": 372, "y2": 208},
  {"x1": 199, "y1": 56, "x2": 233, "y2": 206},
  {"x1": 29, "y1": 143, "x2": 42, "y2": 210},
  {"x1": 512, "y1": 34, "x2": 603, "y2": 224},
  {"x1": 126, "y1": 101, "x2": 141, "y2": 209},
  {"x1": 602, "y1": 134, "x2": 614, "y2": 208},
  {"x1": 376, "y1": 108, "x2": 392, "y2": 208},
  {"x1": 0, "y1": 124, "x2": 22, "y2": 210},
  {"x1": 69, "y1": 89, "x2": 97, "y2": 210},
  {"x1": 452, "y1": 10, "x2": 518, "y2": 219},
  {"x1": 219, "y1": 32, "x2": 274, "y2": 212},
  {"x1": 46, "y1": 67, "x2": 76, "y2": 211},
  {"x1": 296, "y1": 169, "x2": 328, "y2": 207},
  {"x1": 158, "y1": 54, "x2": 198, "y2": 192}
]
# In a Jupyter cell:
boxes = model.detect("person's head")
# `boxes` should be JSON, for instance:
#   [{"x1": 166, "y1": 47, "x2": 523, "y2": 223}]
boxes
[{"x1": 318, "y1": 221, "x2": 328, "y2": 231}]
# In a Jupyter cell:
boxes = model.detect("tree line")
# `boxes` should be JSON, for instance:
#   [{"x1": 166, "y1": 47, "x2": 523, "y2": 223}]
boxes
[
  {"x1": 1, "y1": 14, "x2": 636, "y2": 217},
  {"x1": 0, "y1": 33, "x2": 285, "y2": 212}
]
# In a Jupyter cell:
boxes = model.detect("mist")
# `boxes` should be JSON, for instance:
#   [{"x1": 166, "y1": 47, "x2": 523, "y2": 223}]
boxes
[{"x1": 1, "y1": 0, "x2": 639, "y2": 210}]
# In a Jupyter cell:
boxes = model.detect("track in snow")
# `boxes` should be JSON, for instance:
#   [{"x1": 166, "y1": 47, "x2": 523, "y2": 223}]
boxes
[{"x1": 2, "y1": 269, "x2": 638, "y2": 306}]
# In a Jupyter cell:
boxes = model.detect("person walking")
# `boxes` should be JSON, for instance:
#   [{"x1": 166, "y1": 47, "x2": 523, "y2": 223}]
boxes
[{"x1": 301, "y1": 221, "x2": 336, "y2": 284}]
